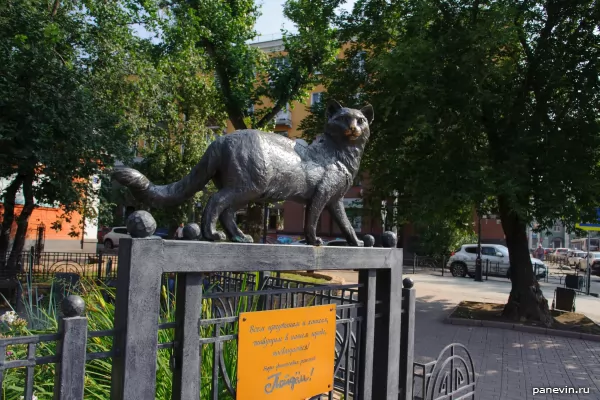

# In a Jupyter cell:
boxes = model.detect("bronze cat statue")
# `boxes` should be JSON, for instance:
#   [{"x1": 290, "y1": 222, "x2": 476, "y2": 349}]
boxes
[{"x1": 112, "y1": 99, "x2": 373, "y2": 246}]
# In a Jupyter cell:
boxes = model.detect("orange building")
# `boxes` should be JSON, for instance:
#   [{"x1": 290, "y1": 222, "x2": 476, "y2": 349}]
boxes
[{"x1": 0, "y1": 176, "x2": 100, "y2": 253}]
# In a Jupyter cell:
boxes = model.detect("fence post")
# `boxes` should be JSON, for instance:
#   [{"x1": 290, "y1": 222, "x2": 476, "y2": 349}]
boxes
[
  {"x1": 357, "y1": 269, "x2": 377, "y2": 400},
  {"x1": 441, "y1": 256, "x2": 445, "y2": 277},
  {"x1": 257, "y1": 271, "x2": 271, "y2": 310},
  {"x1": 172, "y1": 273, "x2": 203, "y2": 400},
  {"x1": 97, "y1": 252, "x2": 103, "y2": 281},
  {"x1": 485, "y1": 259, "x2": 489, "y2": 281},
  {"x1": 371, "y1": 248, "x2": 403, "y2": 400},
  {"x1": 399, "y1": 278, "x2": 416, "y2": 400},
  {"x1": 111, "y1": 238, "x2": 163, "y2": 400},
  {"x1": 54, "y1": 295, "x2": 88, "y2": 400},
  {"x1": 413, "y1": 253, "x2": 416, "y2": 274}
]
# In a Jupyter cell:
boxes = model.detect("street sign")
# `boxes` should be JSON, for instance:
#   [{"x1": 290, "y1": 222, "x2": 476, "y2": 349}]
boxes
[{"x1": 576, "y1": 208, "x2": 600, "y2": 231}]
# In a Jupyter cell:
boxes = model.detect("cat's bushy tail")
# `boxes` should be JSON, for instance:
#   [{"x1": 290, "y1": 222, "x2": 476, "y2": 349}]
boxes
[{"x1": 112, "y1": 142, "x2": 220, "y2": 207}]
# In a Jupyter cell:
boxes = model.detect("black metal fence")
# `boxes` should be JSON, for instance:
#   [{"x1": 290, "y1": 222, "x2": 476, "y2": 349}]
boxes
[
  {"x1": 0, "y1": 239, "x2": 476, "y2": 400},
  {"x1": 0, "y1": 250, "x2": 118, "y2": 281}
]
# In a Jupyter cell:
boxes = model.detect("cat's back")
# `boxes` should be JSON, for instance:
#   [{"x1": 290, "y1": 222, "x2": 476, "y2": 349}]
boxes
[{"x1": 219, "y1": 129, "x2": 297, "y2": 155}]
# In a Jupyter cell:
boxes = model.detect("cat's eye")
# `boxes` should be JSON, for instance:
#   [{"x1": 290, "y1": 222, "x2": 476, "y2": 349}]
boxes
[{"x1": 359, "y1": 117, "x2": 366, "y2": 124}]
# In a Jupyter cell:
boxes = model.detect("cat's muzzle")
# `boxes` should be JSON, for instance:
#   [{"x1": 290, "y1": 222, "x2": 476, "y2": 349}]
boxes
[{"x1": 344, "y1": 129, "x2": 362, "y2": 140}]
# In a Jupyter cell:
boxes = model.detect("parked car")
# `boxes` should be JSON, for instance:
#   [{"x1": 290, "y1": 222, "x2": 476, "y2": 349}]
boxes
[
  {"x1": 583, "y1": 252, "x2": 600, "y2": 272},
  {"x1": 550, "y1": 248, "x2": 570, "y2": 263},
  {"x1": 447, "y1": 244, "x2": 547, "y2": 279},
  {"x1": 590, "y1": 257, "x2": 600, "y2": 276},
  {"x1": 154, "y1": 228, "x2": 170, "y2": 239},
  {"x1": 567, "y1": 250, "x2": 587, "y2": 269},
  {"x1": 97, "y1": 226, "x2": 111, "y2": 244},
  {"x1": 103, "y1": 227, "x2": 130, "y2": 249}
]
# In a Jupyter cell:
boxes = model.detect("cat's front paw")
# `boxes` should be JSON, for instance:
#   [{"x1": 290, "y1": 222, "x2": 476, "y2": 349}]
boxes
[
  {"x1": 232, "y1": 235, "x2": 254, "y2": 243},
  {"x1": 306, "y1": 237, "x2": 324, "y2": 246},
  {"x1": 355, "y1": 240, "x2": 364, "y2": 247},
  {"x1": 206, "y1": 231, "x2": 226, "y2": 241}
]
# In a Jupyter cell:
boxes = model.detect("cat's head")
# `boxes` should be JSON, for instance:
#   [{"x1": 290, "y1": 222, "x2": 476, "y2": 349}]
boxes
[{"x1": 324, "y1": 99, "x2": 374, "y2": 146}]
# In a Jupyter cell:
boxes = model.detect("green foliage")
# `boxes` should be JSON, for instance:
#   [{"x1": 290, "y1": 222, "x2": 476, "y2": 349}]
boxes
[
  {"x1": 413, "y1": 221, "x2": 478, "y2": 258},
  {"x1": 302, "y1": 0, "x2": 600, "y2": 241},
  {"x1": 160, "y1": 0, "x2": 343, "y2": 131},
  {"x1": 0, "y1": 276, "x2": 261, "y2": 399},
  {"x1": 0, "y1": 0, "x2": 134, "y2": 208}
]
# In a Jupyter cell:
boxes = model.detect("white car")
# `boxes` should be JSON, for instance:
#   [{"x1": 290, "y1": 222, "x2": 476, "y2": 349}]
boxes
[
  {"x1": 577, "y1": 251, "x2": 600, "y2": 271},
  {"x1": 103, "y1": 227, "x2": 131, "y2": 249},
  {"x1": 447, "y1": 244, "x2": 547, "y2": 279},
  {"x1": 567, "y1": 251, "x2": 587, "y2": 268}
]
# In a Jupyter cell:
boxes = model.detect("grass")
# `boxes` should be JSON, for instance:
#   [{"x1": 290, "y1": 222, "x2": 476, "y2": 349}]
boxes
[
  {"x1": 279, "y1": 272, "x2": 331, "y2": 285},
  {"x1": 0, "y1": 273, "x2": 262, "y2": 400},
  {"x1": 450, "y1": 301, "x2": 600, "y2": 335}
]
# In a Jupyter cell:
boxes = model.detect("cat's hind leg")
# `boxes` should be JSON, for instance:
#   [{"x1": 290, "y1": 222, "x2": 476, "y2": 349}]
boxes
[
  {"x1": 219, "y1": 208, "x2": 253, "y2": 243},
  {"x1": 201, "y1": 189, "x2": 238, "y2": 241}
]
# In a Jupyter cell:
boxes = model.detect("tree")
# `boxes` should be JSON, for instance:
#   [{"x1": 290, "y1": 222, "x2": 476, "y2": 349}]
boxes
[
  {"x1": 302, "y1": 0, "x2": 600, "y2": 324},
  {"x1": 144, "y1": 0, "x2": 345, "y2": 241},
  {"x1": 0, "y1": 0, "x2": 135, "y2": 269}
]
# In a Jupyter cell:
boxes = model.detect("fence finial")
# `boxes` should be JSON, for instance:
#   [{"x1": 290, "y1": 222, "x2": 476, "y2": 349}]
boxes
[
  {"x1": 183, "y1": 223, "x2": 202, "y2": 240},
  {"x1": 126, "y1": 210, "x2": 157, "y2": 238},
  {"x1": 382, "y1": 231, "x2": 397, "y2": 248},
  {"x1": 363, "y1": 234, "x2": 375, "y2": 247},
  {"x1": 62, "y1": 295, "x2": 85, "y2": 317},
  {"x1": 403, "y1": 277, "x2": 414, "y2": 289}
]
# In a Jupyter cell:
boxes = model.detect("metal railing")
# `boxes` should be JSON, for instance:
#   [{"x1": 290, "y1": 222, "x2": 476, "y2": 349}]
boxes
[
  {"x1": 0, "y1": 250, "x2": 118, "y2": 282},
  {"x1": 0, "y1": 238, "x2": 477, "y2": 399}
]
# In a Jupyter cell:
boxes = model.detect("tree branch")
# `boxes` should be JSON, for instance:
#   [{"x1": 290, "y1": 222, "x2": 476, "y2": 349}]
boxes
[
  {"x1": 201, "y1": 39, "x2": 248, "y2": 130},
  {"x1": 51, "y1": 0, "x2": 60, "y2": 17},
  {"x1": 255, "y1": 72, "x2": 306, "y2": 128}
]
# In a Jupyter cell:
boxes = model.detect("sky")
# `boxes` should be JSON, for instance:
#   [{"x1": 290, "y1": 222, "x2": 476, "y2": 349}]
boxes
[
  {"x1": 135, "y1": 0, "x2": 357, "y2": 41},
  {"x1": 253, "y1": 0, "x2": 357, "y2": 38}
]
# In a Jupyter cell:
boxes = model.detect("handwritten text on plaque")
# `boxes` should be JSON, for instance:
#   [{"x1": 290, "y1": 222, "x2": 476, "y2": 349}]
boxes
[{"x1": 236, "y1": 304, "x2": 337, "y2": 400}]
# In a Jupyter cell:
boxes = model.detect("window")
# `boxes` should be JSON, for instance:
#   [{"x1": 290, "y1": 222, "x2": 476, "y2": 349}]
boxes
[
  {"x1": 464, "y1": 247, "x2": 477, "y2": 254},
  {"x1": 311, "y1": 92, "x2": 324, "y2": 106},
  {"x1": 114, "y1": 228, "x2": 128, "y2": 235},
  {"x1": 247, "y1": 104, "x2": 255, "y2": 115},
  {"x1": 482, "y1": 247, "x2": 497, "y2": 256},
  {"x1": 343, "y1": 198, "x2": 362, "y2": 232},
  {"x1": 553, "y1": 223, "x2": 561, "y2": 232}
]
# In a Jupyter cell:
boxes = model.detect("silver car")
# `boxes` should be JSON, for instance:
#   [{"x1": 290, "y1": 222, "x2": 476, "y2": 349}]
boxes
[{"x1": 447, "y1": 244, "x2": 547, "y2": 279}]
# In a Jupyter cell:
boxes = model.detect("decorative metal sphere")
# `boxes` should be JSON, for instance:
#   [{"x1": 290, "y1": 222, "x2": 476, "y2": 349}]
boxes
[
  {"x1": 363, "y1": 235, "x2": 375, "y2": 248},
  {"x1": 62, "y1": 295, "x2": 85, "y2": 317},
  {"x1": 126, "y1": 210, "x2": 157, "y2": 238},
  {"x1": 403, "y1": 277, "x2": 414, "y2": 289},
  {"x1": 382, "y1": 231, "x2": 398, "y2": 248},
  {"x1": 183, "y1": 223, "x2": 201, "y2": 240}
]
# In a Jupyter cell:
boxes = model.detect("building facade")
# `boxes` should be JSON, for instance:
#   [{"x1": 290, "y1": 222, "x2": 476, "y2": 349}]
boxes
[
  {"x1": 0, "y1": 175, "x2": 100, "y2": 252},
  {"x1": 527, "y1": 221, "x2": 574, "y2": 249}
]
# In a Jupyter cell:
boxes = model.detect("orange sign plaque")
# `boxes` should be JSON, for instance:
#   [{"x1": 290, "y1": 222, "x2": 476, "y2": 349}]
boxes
[{"x1": 236, "y1": 304, "x2": 337, "y2": 400}]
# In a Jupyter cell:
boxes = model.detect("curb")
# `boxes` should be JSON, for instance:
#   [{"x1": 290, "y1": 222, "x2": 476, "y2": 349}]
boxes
[{"x1": 444, "y1": 316, "x2": 600, "y2": 342}]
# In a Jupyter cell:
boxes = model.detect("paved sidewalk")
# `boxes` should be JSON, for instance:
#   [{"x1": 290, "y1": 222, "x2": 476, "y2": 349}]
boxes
[{"x1": 323, "y1": 271, "x2": 600, "y2": 399}]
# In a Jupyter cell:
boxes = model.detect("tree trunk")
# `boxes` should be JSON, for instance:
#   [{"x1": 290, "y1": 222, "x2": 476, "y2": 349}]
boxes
[
  {"x1": 499, "y1": 195, "x2": 553, "y2": 326},
  {"x1": 8, "y1": 176, "x2": 35, "y2": 272},
  {"x1": 0, "y1": 175, "x2": 23, "y2": 271}
]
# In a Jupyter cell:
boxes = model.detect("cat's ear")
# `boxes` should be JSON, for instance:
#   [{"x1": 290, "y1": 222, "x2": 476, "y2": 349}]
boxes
[
  {"x1": 326, "y1": 99, "x2": 343, "y2": 119},
  {"x1": 360, "y1": 104, "x2": 374, "y2": 124}
]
